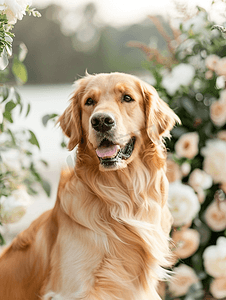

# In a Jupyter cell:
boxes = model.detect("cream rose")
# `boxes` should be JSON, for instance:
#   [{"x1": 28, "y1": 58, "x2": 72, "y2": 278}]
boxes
[
  {"x1": 217, "y1": 130, "x2": 226, "y2": 142},
  {"x1": 175, "y1": 132, "x2": 199, "y2": 159},
  {"x1": 0, "y1": 0, "x2": 32, "y2": 24},
  {"x1": 210, "y1": 100, "x2": 226, "y2": 127},
  {"x1": 221, "y1": 182, "x2": 226, "y2": 194},
  {"x1": 205, "y1": 54, "x2": 220, "y2": 71},
  {"x1": 189, "y1": 168, "x2": 212, "y2": 191},
  {"x1": 0, "y1": 187, "x2": 32, "y2": 224},
  {"x1": 168, "y1": 181, "x2": 200, "y2": 227},
  {"x1": 205, "y1": 70, "x2": 214, "y2": 80},
  {"x1": 203, "y1": 237, "x2": 226, "y2": 278},
  {"x1": 168, "y1": 264, "x2": 199, "y2": 297},
  {"x1": 205, "y1": 201, "x2": 226, "y2": 232},
  {"x1": 215, "y1": 57, "x2": 226, "y2": 77},
  {"x1": 210, "y1": 277, "x2": 226, "y2": 299},
  {"x1": 166, "y1": 159, "x2": 182, "y2": 183},
  {"x1": 201, "y1": 139, "x2": 226, "y2": 183},
  {"x1": 219, "y1": 90, "x2": 226, "y2": 103},
  {"x1": 196, "y1": 187, "x2": 206, "y2": 203},
  {"x1": 172, "y1": 228, "x2": 200, "y2": 259}
]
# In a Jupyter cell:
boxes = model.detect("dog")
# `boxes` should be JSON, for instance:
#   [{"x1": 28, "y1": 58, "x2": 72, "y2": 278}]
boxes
[{"x1": 0, "y1": 72, "x2": 180, "y2": 300}]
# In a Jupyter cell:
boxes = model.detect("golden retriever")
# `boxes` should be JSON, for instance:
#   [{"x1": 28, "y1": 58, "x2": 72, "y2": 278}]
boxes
[{"x1": 0, "y1": 72, "x2": 180, "y2": 300}]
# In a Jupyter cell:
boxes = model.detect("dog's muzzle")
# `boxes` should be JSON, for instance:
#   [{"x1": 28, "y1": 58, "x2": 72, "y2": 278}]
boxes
[
  {"x1": 91, "y1": 112, "x2": 136, "y2": 169},
  {"x1": 95, "y1": 137, "x2": 136, "y2": 168}
]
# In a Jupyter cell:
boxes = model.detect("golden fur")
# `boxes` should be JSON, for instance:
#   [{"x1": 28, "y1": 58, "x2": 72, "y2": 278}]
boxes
[{"x1": 0, "y1": 72, "x2": 180, "y2": 300}]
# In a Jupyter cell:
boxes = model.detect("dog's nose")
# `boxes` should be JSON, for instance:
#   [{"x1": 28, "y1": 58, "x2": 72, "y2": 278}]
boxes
[{"x1": 91, "y1": 113, "x2": 115, "y2": 132}]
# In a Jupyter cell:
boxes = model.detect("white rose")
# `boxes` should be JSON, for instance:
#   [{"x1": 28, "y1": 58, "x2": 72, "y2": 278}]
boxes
[
  {"x1": 175, "y1": 132, "x2": 199, "y2": 159},
  {"x1": 0, "y1": 187, "x2": 32, "y2": 224},
  {"x1": 168, "y1": 181, "x2": 200, "y2": 227},
  {"x1": 188, "y1": 168, "x2": 212, "y2": 191},
  {"x1": 203, "y1": 237, "x2": 226, "y2": 278},
  {"x1": 205, "y1": 54, "x2": 220, "y2": 71},
  {"x1": 215, "y1": 57, "x2": 226, "y2": 77},
  {"x1": 162, "y1": 64, "x2": 195, "y2": 96},
  {"x1": 201, "y1": 139, "x2": 226, "y2": 183},
  {"x1": 205, "y1": 201, "x2": 226, "y2": 232},
  {"x1": 0, "y1": 0, "x2": 32, "y2": 24},
  {"x1": 168, "y1": 264, "x2": 199, "y2": 297}
]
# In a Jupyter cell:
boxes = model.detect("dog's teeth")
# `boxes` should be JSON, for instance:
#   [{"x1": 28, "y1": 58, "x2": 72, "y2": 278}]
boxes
[{"x1": 96, "y1": 145, "x2": 120, "y2": 159}]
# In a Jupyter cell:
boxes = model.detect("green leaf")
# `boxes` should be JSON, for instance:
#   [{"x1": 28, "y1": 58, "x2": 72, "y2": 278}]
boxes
[
  {"x1": 3, "y1": 110, "x2": 13, "y2": 123},
  {"x1": 7, "y1": 128, "x2": 16, "y2": 146},
  {"x1": 171, "y1": 126, "x2": 188, "y2": 138},
  {"x1": 28, "y1": 130, "x2": 40, "y2": 149},
  {"x1": 19, "y1": 102, "x2": 23, "y2": 114},
  {"x1": 5, "y1": 100, "x2": 16, "y2": 112},
  {"x1": 61, "y1": 141, "x2": 67, "y2": 148},
  {"x1": 0, "y1": 233, "x2": 6, "y2": 246},
  {"x1": 25, "y1": 103, "x2": 31, "y2": 117},
  {"x1": 40, "y1": 159, "x2": 48, "y2": 167},
  {"x1": 15, "y1": 90, "x2": 21, "y2": 104},
  {"x1": 42, "y1": 113, "x2": 58, "y2": 127},
  {"x1": 30, "y1": 162, "x2": 42, "y2": 181},
  {"x1": 181, "y1": 97, "x2": 196, "y2": 115},
  {"x1": 41, "y1": 179, "x2": 51, "y2": 197},
  {"x1": 12, "y1": 56, "x2": 28, "y2": 83},
  {"x1": 0, "y1": 86, "x2": 9, "y2": 102}
]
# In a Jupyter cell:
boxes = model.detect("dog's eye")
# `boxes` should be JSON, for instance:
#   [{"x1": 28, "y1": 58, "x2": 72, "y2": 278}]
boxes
[
  {"x1": 123, "y1": 95, "x2": 134, "y2": 103},
  {"x1": 85, "y1": 98, "x2": 95, "y2": 106}
]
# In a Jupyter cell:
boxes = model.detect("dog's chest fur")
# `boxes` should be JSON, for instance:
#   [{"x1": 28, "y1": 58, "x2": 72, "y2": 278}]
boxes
[{"x1": 42, "y1": 179, "x2": 158, "y2": 300}]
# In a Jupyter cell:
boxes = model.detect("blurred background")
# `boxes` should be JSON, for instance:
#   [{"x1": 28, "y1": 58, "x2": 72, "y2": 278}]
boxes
[{"x1": 15, "y1": 0, "x2": 220, "y2": 84}]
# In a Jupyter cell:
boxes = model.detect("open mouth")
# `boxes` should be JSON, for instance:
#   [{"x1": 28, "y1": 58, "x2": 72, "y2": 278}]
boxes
[{"x1": 95, "y1": 137, "x2": 136, "y2": 167}]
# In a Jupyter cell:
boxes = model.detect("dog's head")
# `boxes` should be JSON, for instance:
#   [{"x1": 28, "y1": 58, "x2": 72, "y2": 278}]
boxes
[{"x1": 59, "y1": 72, "x2": 180, "y2": 171}]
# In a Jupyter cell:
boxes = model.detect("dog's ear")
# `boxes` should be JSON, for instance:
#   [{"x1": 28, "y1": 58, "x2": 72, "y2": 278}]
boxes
[
  {"x1": 141, "y1": 82, "x2": 180, "y2": 143},
  {"x1": 58, "y1": 80, "x2": 84, "y2": 151}
]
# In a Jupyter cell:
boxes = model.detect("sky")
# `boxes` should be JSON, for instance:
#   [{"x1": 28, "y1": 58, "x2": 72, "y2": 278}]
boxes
[{"x1": 32, "y1": 0, "x2": 223, "y2": 27}]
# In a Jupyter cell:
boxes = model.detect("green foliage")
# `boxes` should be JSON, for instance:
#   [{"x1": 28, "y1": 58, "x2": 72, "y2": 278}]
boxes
[
  {"x1": 0, "y1": 4, "x2": 48, "y2": 246},
  {"x1": 42, "y1": 113, "x2": 59, "y2": 127},
  {"x1": 0, "y1": 14, "x2": 14, "y2": 57},
  {"x1": 12, "y1": 55, "x2": 28, "y2": 83}
]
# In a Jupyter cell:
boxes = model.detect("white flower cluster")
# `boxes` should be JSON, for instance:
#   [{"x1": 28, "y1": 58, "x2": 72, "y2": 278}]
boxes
[
  {"x1": 162, "y1": 64, "x2": 195, "y2": 96},
  {"x1": 0, "y1": 187, "x2": 32, "y2": 224},
  {"x1": 167, "y1": 135, "x2": 226, "y2": 232},
  {"x1": 205, "y1": 54, "x2": 226, "y2": 77},
  {"x1": 205, "y1": 55, "x2": 226, "y2": 127},
  {"x1": 203, "y1": 237, "x2": 226, "y2": 299},
  {"x1": 0, "y1": 0, "x2": 32, "y2": 24}
]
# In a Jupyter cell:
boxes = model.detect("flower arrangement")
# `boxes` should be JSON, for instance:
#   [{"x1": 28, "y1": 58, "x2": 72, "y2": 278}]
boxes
[
  {"x1": 0, "y1": 1, "x2": 47, "y2": 245},
  {"x1": 130, "y1": 6, "x2": 226, "y2": 300}
]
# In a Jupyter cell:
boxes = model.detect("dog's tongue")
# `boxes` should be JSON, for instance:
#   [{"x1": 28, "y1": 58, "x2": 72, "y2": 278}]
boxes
[{"x1": 96, "y1": 144, "x2": 120, "y2": 159}]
